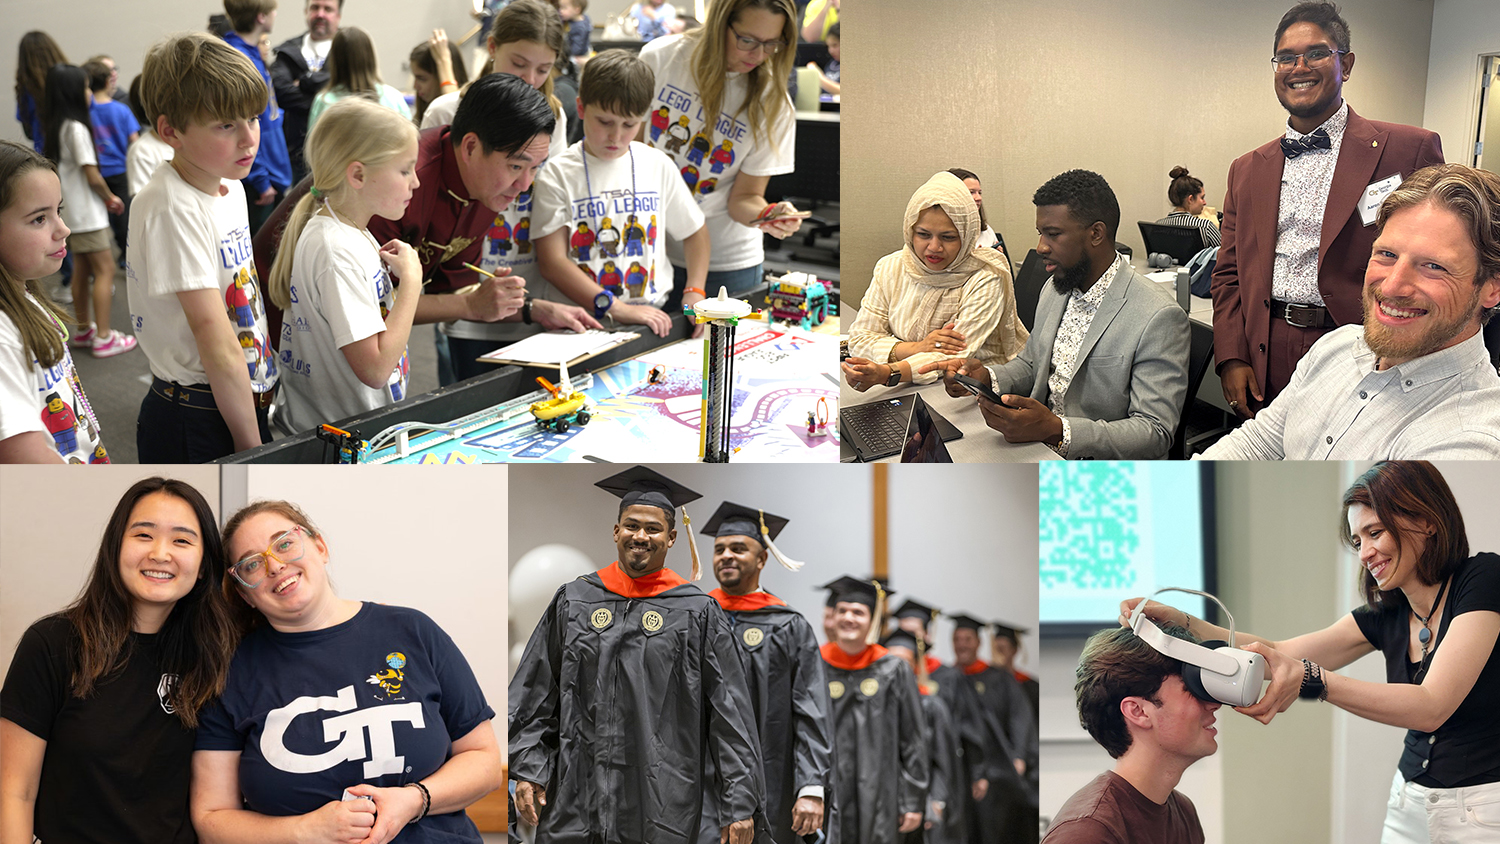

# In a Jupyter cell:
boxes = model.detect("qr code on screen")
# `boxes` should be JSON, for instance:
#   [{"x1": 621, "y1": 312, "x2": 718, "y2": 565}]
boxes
[{"x1": 1039, "y1": 463, "x2": 1140, "y2": 590}]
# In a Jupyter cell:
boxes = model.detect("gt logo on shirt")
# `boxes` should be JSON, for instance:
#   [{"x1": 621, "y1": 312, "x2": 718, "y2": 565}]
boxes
[{"x1": 261, "y1": 685, "x2": 425, "y2": 777}]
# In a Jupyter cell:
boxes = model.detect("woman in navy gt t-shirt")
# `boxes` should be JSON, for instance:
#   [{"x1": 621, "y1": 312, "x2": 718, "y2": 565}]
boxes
[{"x1": 191, "y1": 500, "x2": 503, "y2": 843}]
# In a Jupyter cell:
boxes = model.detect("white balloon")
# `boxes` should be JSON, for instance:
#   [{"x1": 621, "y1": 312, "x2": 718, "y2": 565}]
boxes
[{"x1": 509, "y1": 544, "x2": 594, "y2": 637}]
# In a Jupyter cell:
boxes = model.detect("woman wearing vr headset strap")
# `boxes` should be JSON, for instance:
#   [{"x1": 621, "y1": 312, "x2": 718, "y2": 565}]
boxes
[{"x1": 1123, "y1": 460, "x2": 1500, "y2": 843}]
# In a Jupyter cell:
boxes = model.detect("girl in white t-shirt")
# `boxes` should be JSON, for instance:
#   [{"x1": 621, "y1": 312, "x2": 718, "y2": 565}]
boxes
[
  {"x1": 639, "y1": 0, "x2": 805, "y2": 303},
  {"x1": 419, "y1": 0, "x2": 571, "y2": 382},
  {"x1": 267, "y1": 99, "x2": 422, "y2": 433},
  {"x1": 0, "y1": 141, "x2": 107, "y2": 463},
  {"x1": 42, "y1": 64, "x2": 135, "y2": 358}
]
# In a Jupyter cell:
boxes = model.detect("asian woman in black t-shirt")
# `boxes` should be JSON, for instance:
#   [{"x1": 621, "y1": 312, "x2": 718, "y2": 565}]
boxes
[
  {"x1": 0, "y1": 477, "x2": 237, "y2": 844},
  {"x1": 1123, "y1": 461, "x2": 1500, "y2": 841}
]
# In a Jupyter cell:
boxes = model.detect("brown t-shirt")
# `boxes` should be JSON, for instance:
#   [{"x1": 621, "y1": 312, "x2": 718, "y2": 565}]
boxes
[{"x1": 1042, "y1": 771, "x2": 1204, "y2": 844}]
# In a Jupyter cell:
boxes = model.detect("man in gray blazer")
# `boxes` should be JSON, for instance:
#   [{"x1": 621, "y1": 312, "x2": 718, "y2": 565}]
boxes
[{"x1": 922, "y1": 170, "x2": 1190, "y2": 459}]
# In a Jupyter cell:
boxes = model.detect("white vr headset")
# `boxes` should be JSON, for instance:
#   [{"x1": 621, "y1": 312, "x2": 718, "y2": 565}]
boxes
[{"x1": 1129, "y1": 588, "x2": 1266, "y2": 708}]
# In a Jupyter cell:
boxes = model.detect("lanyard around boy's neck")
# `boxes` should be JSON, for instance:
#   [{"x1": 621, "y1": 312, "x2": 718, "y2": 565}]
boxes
[{"x1": 581, "y1": 144, "x2": 637, "y2": 241}]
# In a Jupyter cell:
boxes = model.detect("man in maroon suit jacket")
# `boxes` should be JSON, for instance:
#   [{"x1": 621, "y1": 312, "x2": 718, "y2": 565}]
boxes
[{"x1": 1212, "y1": 1, "x2": 1444, "y2": 418}]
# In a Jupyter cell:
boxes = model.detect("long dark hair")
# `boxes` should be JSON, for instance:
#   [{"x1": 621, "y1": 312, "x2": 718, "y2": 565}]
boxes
[
  {"x1": 1341, "y1": 461, "x2": 1468, "y2": 611},
  {"x1": 42, "y1": 64, "x2": 93, "y2": 165},
  {"x1": 15, "y1": 31, "x2": 68, "y2": 118},
  {"x1": 63, "y1": 477, "x2": 239, "y2": 727},
  {"x1": 947, "y1": 167, "x2": 988, "y2": 232},
  {"x1": 408, "y1": 39, "x2": 468, "y2": 125},
  {"x1": 323, "y1": 27, "x2": 382, "y2": 97}
]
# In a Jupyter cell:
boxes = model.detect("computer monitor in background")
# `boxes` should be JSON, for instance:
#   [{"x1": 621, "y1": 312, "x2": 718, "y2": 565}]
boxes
[
  {"x1": 1039, "y1": 462, "x2": 1216, "y2": 638},
  {"x1": 1138, "y1": 221, "x2": 1206, "y2": 266}
]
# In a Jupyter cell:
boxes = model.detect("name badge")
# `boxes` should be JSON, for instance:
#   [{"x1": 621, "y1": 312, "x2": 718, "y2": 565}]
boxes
[{"x1": 1359, "y1": 173, "x2": 1403, "y2": 227}]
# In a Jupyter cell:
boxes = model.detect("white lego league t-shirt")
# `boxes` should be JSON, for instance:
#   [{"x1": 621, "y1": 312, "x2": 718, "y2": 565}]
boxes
[
  {"x1": 57, "y1": 120, "x2": 109, "y2": 234},
  {"x1": 126, "y1": 164, "x2": 279, "y2": 393},
  {"x1": 278, "y1": 213, "x2": 410, "y2": 432},
  {"x1": 639, "y1": 34, "x2": 796, "y2": 271},
  {"x1": 0, "y1": 296, "x2": 107, "y2": 462},
  {"x1": 532, "y1": 140, "x2": 705, "y2": 309}
]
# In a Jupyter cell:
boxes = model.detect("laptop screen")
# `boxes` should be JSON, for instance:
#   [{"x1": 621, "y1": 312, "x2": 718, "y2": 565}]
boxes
[{"x1": 898, "y1": 393, "x2": 953, "y2": 463}]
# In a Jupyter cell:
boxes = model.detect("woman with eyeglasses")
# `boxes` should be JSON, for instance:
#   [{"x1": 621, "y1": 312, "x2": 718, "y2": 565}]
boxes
[
  {"x1": 1, "y1": 477, "x2": 236, "y2": 844},
  {"x1": 190, "y1": 500, "x2": 502, "y2": 844},
  {"x1": 638, "y1": 0, "x2": 804, "y2": 309},
  {"x1": 1122, "y1": 461, "x2": 1500, "y2": 843}
]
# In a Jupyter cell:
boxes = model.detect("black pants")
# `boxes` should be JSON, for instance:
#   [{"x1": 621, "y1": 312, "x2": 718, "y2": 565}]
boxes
[
  {"x1": 136, "y1": 385, "x2": 271, "y2": 463},
  {"x1": 103, "y1": 172, "x2": 130, "y2": 260}
]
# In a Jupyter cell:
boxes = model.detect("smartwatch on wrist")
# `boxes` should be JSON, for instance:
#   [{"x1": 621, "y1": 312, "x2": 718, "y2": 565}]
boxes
[
  {"x1": 521, "y1": 295, "x2": 534, "y2": 325},
  {"x1": 884, "y1": 366, "x2": 902, "y2": 387},
  {"x1": 593, "y1": 289, "x2": 616, "y2": 318}
]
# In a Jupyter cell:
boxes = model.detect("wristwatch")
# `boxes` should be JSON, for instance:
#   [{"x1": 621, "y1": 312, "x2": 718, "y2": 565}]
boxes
[
  {"x1": 521, "y1": 295, "x2": 534, "y2": 325},
  {"x1": 593, "y1": 289, "x2": 616, "y2": 318},
  {"x1": 884, "y1": 366, "x2": 902, "y2": 387}
]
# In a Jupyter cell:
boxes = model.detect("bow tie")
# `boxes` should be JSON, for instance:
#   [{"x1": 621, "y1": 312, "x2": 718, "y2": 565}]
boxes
[{"x1": 1281, "y1": 128, "x2": 1332, "y2": 160}]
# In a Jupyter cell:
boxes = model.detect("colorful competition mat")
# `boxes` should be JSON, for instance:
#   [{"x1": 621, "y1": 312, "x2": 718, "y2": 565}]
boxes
[{"x1": 366, "y1": 323, "x2": 840, "y2": 464}]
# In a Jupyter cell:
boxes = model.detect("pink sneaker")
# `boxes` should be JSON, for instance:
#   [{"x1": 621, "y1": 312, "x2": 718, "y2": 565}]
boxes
[
  {"x1": 91, "y1": 330, "x2": 138, "y2": 358},
  {"x1": 68, "y1": 325, "x2": 96, "y2": 348}
]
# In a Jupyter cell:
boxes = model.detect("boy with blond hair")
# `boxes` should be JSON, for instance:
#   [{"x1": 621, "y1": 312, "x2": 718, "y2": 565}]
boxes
[
  {"x1": 532, "y1": 49, "x2": 709, "y2": 338},
  {"x1": 126, "y1": 33, "x2": 279, "y2": 462}
]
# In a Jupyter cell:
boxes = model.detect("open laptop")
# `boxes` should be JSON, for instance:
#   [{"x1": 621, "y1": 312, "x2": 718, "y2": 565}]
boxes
[
  {"x1": 840, "y1": 392, "x2": 962, "y2": 462},
  {"x1": 898, "y1": 392, "x2": 954, "y2": 463}
]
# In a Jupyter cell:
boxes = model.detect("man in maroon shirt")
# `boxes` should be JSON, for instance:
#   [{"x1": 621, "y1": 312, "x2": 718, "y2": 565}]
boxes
[
  {"x1": 253, "y1": 73, "x2": 597, "y2": 382},
  {"x1": 1043, "y1": 625, "x2": 1216, "y2": 844}
]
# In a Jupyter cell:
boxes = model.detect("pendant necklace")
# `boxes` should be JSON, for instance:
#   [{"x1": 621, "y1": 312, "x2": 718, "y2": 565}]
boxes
[{"x1": 1412, "y1": 576, "x2": 1450, "y2": 678}]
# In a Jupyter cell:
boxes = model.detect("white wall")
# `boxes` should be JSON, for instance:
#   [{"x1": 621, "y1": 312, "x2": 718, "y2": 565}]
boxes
[
  {"x1": 1423, "y1": 0, "x2": 1500, "y2": 166},
  {"x1": 507, "y1": 463, "x2": 1038, "y2": 671}
]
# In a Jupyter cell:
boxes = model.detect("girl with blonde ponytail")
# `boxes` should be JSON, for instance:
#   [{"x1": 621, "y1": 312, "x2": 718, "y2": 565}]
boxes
[{"x1": 268, "y1": 98, "x2": 423, "y2": 433}]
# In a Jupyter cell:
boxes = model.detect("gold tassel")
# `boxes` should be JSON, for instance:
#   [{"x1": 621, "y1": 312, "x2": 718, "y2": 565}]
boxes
[
  {"x1": 761, "y1": 510, "x2": 804, "y2": 571},
  {"x1": 682, "y1": 506, "x2": 702, "y2": 581},
  {"x1": 867, "y1": 579, "x2": 886, "y2": 645}
]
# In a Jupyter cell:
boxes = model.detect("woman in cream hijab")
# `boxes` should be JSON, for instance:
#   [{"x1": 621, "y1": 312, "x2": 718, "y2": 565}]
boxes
[{"x1": 843, "y1": 171, "x2": 1028, "y2": 390}]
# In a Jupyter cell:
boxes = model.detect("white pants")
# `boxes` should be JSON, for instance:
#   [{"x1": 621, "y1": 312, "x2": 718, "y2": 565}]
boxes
[{"x1": 1384, "y1": 770, "x2": 1500, "y2": 843}]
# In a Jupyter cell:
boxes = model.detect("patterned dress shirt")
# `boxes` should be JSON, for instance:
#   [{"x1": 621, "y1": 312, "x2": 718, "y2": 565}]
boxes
[
  {"x1": 1046, "y1": 252, "x2": 1124, "y2": 456},
  {"x1": 1272, "y1": 102, "x2": 1349, "y2": 305}
]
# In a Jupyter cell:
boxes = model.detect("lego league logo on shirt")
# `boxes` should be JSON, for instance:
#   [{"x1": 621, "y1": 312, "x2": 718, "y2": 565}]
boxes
[
  {"x1": 220, "y1": 225, "x2": 278, "y2": 389},
  {"x1": 649, "y1": 84, "x2": 745, "y2": 198}
]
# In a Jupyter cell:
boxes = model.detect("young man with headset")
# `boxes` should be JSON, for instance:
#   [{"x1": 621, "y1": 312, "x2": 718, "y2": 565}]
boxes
[{"x1": 1043, "y1": 623, "x2": 1223, "y2": 844}]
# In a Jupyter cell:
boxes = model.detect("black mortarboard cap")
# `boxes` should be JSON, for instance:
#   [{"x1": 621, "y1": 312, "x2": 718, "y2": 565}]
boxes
[
  {"x1": 822, "y1": 576, "x2": 892, "y2": 610},
  {"x1": 820, "y1": 575, "x2": 863, "y2": 607},
  {"x1": 882, "y1": 629, "x2": 920, "y2": 653},
  {"x1": 992, "y1": 621, "x2": 1030, "y2": 643},
  {"x1": 595, "y1": 466, "x2": 701, "y2": 513},
  {"x1": 949, "y1": 613, "x2": 987, "y2": 632},
  {"x1": 893, "y1": 598, "x2": 940, "y2": 627},
  {"x1": 700, "y1": 501, "x2": 790, "y2": 541}
]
